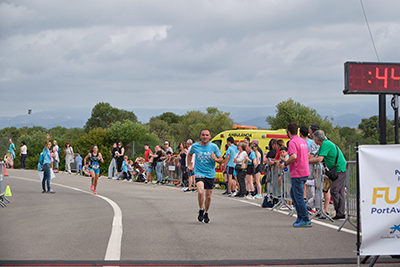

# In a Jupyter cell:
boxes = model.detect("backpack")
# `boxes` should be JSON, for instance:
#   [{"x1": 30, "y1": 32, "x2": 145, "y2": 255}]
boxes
[
  {"x1": 261, "y1": 194, "x2": 274, "y2": 208},
  {"x1": 38, "y1": 152, "x2": 44, "y2": 171}
]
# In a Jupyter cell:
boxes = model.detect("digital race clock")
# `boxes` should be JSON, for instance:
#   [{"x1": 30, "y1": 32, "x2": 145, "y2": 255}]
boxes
[{"x1": 344, "y1": 62, "x2": 400, "y2": 94}]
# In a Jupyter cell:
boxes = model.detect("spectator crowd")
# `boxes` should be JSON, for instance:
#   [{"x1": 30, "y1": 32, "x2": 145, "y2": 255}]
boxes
[{"x1": 3, "y1": 123, "x2": 347, "y2": 226}]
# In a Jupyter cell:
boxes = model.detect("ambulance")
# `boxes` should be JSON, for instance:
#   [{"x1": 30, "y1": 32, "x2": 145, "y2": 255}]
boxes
[{"x1": 210, "y1": 125, "x2": 290, "y2": 182}]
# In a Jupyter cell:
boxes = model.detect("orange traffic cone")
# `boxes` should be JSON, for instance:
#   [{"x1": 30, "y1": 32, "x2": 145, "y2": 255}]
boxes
[{"x1": 4, "y1": 165, "x2": 8, "y2": 176}]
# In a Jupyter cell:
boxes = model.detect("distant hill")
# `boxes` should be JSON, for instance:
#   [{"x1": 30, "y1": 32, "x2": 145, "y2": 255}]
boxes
[{"x1": 0, "y1": 103, "x2": 386, "y2": 130}]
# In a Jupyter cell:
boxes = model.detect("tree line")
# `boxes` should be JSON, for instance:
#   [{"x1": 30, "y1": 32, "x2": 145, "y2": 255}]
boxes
[{"x1": 1, "y1": 100, "x2": 395, "y2": 173}]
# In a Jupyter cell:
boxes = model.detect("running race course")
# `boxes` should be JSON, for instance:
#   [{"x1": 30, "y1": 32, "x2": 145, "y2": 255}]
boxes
[{"x1": 0, "y1": 169, "x2": 398, "y2": 266}]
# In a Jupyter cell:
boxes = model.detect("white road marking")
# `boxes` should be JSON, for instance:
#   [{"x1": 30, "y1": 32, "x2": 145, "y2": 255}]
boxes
[
  {"x1": 216, "y1": 193, "x2": 358, "y2": 235},
  {"x1": 9, "y1": 175, "x2": 123, "y2": 261}
]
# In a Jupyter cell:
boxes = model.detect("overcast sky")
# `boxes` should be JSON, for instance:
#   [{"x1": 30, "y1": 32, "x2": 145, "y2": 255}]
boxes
[{"x1": 1, "y1": 0, "x2": 400, "y2": 119}]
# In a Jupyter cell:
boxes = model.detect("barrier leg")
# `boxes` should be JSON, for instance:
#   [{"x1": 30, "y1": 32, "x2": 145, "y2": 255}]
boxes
[
  {"x1": 361, "y1": 255, "x2": 370, "y2": 264},
  {"x1": 0, "y1": 197, "x2": 6, "y2": 207},
  {"x1": 3, "y1": 196, "x2": 10, "y2": 203},
  {"x1": 338, "y1": 215, "x2": 357, "y2": 231},
  {"x1": 368, "y1": 256, "x2": 380, "y2": 267}
]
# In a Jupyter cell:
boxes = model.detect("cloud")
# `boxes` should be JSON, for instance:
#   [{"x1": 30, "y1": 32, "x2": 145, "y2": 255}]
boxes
[{"x1": 1, "y1": 0, "x2": 400, "y2": 118}]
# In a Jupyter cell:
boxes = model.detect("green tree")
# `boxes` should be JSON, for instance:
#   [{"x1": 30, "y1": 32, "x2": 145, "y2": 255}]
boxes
[
  {"x1": 148, "y1": 118, "x2": 172, "y2": 142},
  {"x1": 84, "y1": 102, "x2": 138, "y2": 132},
  {"x1": 358, "y1": 115, "x2": 394, "y2": 144},
  {"x1": 173, "y1": 107, "x2": 234, "y2": 142},
  {"x1": 154, "y1": 112, "x2": 182, "y2": 125},
  {"x1": 108, "y1": 120, "x2": 159, "y2": 147},
  {"x1": 266, "y1": 99, "x2": 347, "y2": 153},
  {"x1": 266, "y1": 99, "x2": 333, "y2": 132}
]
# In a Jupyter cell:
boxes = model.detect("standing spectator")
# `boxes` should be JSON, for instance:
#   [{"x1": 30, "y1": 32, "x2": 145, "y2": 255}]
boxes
[
  {"x1": 285, "y1": 123, "x2": 311, "y2": 227},
  {"x1": 20, "y1": 141, "x2": 27, "y2": 169},
  {"x1": 265, "y1": 139, "x2": 277, "y2": 166},
  {"x1": 75, "y1": 153, "x2": 83, "y2": 175},
  {"x1": 309, "y1": 130, "x2": 347, "y2": 220},
  {"x1": 108, "y1": 143, "x2": 118, "y2": 179},
  {"x1": 300, "y1": 126, "x2": 313, "y2": 151},
  {"x1": 187, "y1": 129, "x2": 223, "y2": 223},
  {"x1": 164, "y1": 141, "x2": 173, "y2": 178},
  {"x1": 274, "y1": 139, "x2": 285, "y2": 166},
  {"x1": 8, "y1": 139, "x2": 16, "y2": 161},
  {"x1": 115, "y1": 142, "x2": 125, "y2": 173},
  {"x1": 178, "y1": 142, "x2": 188, "y2": 189},
  {"x1": 144, "y1": 144, "x2": 153, "y2": 183},
  {"x1": 53, "y1": 140, "x2": 60, "y2": 173},
  {"x1": 245, "y1": 143, "x2": 256, "y2": 199},
  {"x1": 251, "y1": 139, "x2": 263, "y2": 199},
  {"x1": 185, "y1": 139, "x2": 197, "y2": 192},
  {"x1": 42, "y1": 134, "x2": 55, "y2": 194},
  {"x1": 152, "y1": 145, "x2": 165, "y2": 184},
  {"x1": 309, "y1": 123, "x2": 331, "y2": 218},
  {"x1": 64, "y1": 142, "x2": 74, "y2": 174},
  {"x1": 233, "y1": 142, "x2": 248, "y2": 198},
  {"x1": 84, "y1": 145, "x2": 104, "y2": 195},
  {"x1": 223, "y1": 137, "x2": 238, "y2": 196}
]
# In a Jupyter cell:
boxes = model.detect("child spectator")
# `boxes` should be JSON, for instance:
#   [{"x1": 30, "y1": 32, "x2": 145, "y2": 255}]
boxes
[
  {"x1": 82, "y1": 162, "x2": 91, "y2": 176},
  {"x1": 75, "y1": 153, "x2": 83, "y2": 175},
  {"x1": 116, "y1": 155, "x2": 130, "y2": 180},
  {"x1": 132, "y1": 158, "x2": 146, "y2": 182},
  {"x1": 279, "y1": 146, "x2": 293, "y2": 210}
]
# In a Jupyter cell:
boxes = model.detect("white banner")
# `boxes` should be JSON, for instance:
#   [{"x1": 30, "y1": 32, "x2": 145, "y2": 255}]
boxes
[{"x1": 359, "y1": 145, "x2": 400, "y2": 256}]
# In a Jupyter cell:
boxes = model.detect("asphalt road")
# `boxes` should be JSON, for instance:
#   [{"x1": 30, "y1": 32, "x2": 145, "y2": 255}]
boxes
[{"x1": 0, "y1": 169, "x2": 398, "y2": 267}]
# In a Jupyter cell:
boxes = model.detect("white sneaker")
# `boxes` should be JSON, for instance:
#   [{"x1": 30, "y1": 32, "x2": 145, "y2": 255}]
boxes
[
  {"x1": 181, "y1": 187, "x2": 187, "y2": 191},
  {"x1": 280, "y1": 206, "x2": 289, "y2": 210},
  {"x1": 245, "y1": 195, "x2": 254, "y2": 200},
  {"x1": 231, "y1": 191, "x2": 237, "y2": 197}
]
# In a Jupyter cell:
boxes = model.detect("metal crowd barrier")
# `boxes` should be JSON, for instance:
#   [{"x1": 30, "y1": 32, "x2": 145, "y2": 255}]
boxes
[
  {"x1": 338, "y1": 161, "x2": 357, "y2": 231},
  {"x1": 272, "y1": 166, "x2": 293, "y2": 211},
  {"x1": 268, "y1": 163, "x2": 334, "y2": 222},
  {"x1": 162, "y1": 158, "x2": 183, "y2": 185},
  {"x1": 307, "y1": 163, "x2": 333, "y2": 221},
  {"x1": 0, "y1": 162, "x2": 10, "y2": 208}
]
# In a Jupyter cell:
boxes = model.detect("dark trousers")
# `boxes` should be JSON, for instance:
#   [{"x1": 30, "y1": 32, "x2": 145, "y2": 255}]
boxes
[
  {"x1": 42, "y1": 163, "x2": 51, "y2": 191},
  {"x1": 181, "y1": 167, "x2": 188, "y2": 187},
  {"x1": 116, "y1": 157, "x2": 123, "y2": 172},
  {"x1": 330, "y1": 171, "x2": 346, "y2": 217},
  {"x1": 20, "y1": 154, "x2": 27, "y2": 169},
  {"x1": 237, "y1": 170, "x2": 246, "y2": 196}
]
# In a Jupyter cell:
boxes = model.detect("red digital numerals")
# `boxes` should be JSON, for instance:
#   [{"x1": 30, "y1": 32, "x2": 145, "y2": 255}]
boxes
[{"x1": 346, "y1": 63, "x2": 400, "y2": 93}]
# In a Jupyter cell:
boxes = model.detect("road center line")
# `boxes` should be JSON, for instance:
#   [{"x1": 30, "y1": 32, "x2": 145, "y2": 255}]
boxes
[{"x1": 10, "y1": 175, "x2": 123, "y2": 261}]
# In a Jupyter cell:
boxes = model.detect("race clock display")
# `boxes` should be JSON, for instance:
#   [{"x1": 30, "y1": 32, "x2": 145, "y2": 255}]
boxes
[{"x1": 344, "y1": 62, "x2": 400, "y2": 94}]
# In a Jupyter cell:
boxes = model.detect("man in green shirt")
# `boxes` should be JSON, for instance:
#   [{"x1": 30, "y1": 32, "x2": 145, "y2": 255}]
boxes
[{"x1": 309, "y1": 130, "x2": 347, "y2": 220}]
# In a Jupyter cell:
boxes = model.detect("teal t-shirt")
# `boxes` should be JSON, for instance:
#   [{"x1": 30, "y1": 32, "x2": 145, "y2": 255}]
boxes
[
  {"x1": 226, "y1": 144, "x2": 239, "y2": 168},
  {"x1": 190, "y1": 142, "x2": 222, "y2": 178},
  {"x1": 247, "y1": 151, "x2": 256, "y2": 165},
  {"x1": 317, "y1": 139, "x2": 347, "y2": 173},
  {"x1": 9, "y1": 143, "x2": 15, "y2": 158}
]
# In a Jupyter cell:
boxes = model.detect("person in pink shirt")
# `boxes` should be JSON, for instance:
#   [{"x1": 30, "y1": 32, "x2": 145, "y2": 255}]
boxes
[{"x1": 284, "y1": 123, "x2": 311, "y2": 227}]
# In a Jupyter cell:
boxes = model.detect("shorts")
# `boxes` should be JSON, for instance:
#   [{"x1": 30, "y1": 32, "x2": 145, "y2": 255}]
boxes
[
  {"x1": 227, "y1": 166, "x2": 234, "y2": 175},
  {"x1": 246, "y1": 165, "x2": 255, "y2": 175},
  {"x1": 255, "y1": 164, "x2": 263, "y2": 174},
  {"x1": 89, "y1": 168, "x2": 100, "y2": 175},
  {"x1": 187, "y1": 169, "x2": 194, "y2": 176},
  {"x1": 77, "y1": 164, "x2": 82, "y2": 171},
  {"x1": 195, "y1": 176, "x2": 214, "y2": 189},
  {"x1": 148, "y1": 166, "x2": 153, "y2": 173}
]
